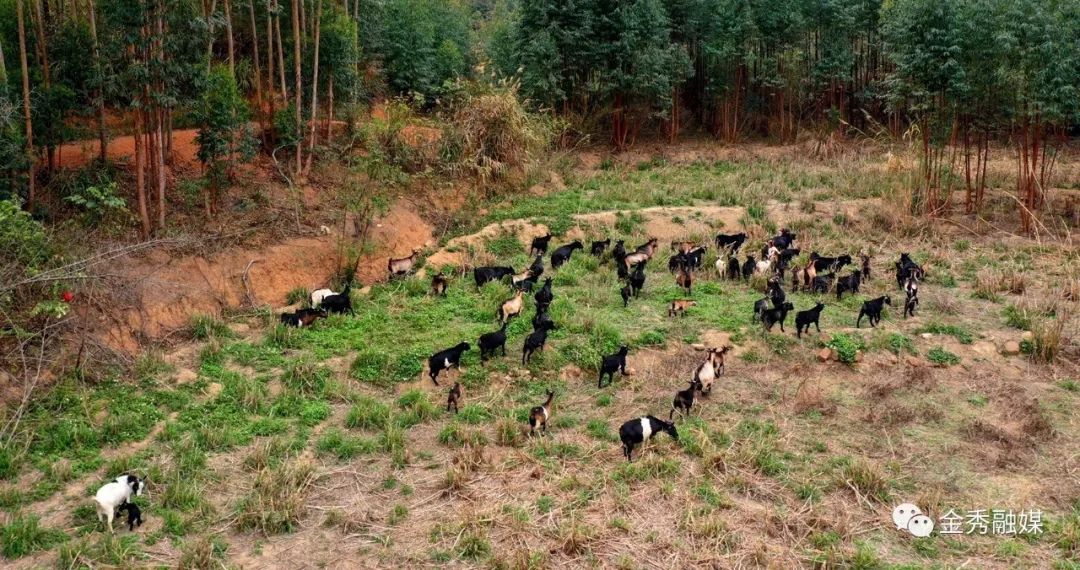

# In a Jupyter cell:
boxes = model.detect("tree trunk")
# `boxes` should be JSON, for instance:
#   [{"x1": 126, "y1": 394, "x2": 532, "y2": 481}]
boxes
[
  {"x1": 275, "y1": 2, "x2": 286, "y2": 99},
  {"x1": 88, "y1": 0, "x2": 107, "y2": 165},
  {"x1": 224, "y1": 0, "x2": 235, "y2": 76},
  {"x1": 203, "y1": 0, "x2": 218, "y2": 71},
  {"x1": 248, "y1": 0, "x2": 264, "y2": 136},
  {"x1": 291, "y1": 0, "x2": 302, "y2": 176},
  {"x1": 133, "y1": 91, "x2": 150, "y2": 239},
  {"x1": 15, "y1": 0, "x2": 35, "y2": 208},
  {"x1": 326, "y1": 70, "x2": 333, "y2": 140},
  {"x1": 303, "y1": 0, "x2": 321, "y2": 174}
]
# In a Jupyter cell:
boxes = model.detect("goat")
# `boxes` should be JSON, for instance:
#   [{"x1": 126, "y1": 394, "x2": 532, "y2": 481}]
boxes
[
  {"x1": 515, "y1": 274, "x2": 539, "y2": 293},
  {"x1": 726, "y1": 257, "x2": 741, "y2": 280},
  {"x1": 904, "y1": 277, "x2": 919, "y2": 318},
  {"x1": 310, "y1": 288, "x2": 338, "y2": 307},
  {"x1": 670, "y1": 380, "x2": 703, "y2": 420},
  {"x1": 811, "y1": 272, "x2": 836, "y2": 294},
  {"x1": 668, "y1": 252, "x2": 689, "y2": 273},
  {"x1": 753, "y1": 297, "x2": 770, "y2": 322},
  {"x1": 94, "y1": 475, "x2": 145, "y2": 533},
  {"x1": 530, "y1": 233, "x2": 553, "y2": 256},
  {"x1": 280, "y1": 307, "x2": 327, "y2": 328},
  {"x1": 715, "y1": 232, "x2": 747, "y2": 253},
  {"x1": 529, "y1": 390, "x2": 555, "y2": 436},
  {"x1": 511, "y1": 269, "x2": 535, "y2": 290},
  {"x1": 551, "y1": 241, "x2": 584, "y2": 268},
  {"x1": 428, "y1": 342, "x2": 470, "y2": 386},
  {"x1": 835, "y1": 270, "x2": 862, "y2": 300},
  {"x1": 598, "y1": 345, "x2": 629, "y2": 388},
  {"x1": 619, "y1": 416, "x2": 678, "y2": 462},
  {"x1": 522, "y1": 321, "x2": 556, "y2": 364},
  {"x1": 387, "y1": 248, "x2": 422, "y2": 278},
  {"x1": 684, "y1": 246, "x2": 707, "y2": 270},
  {"x1": 767, "y1": 276, "x2": 786, "y2": 307},
  {"x1": 430, "y1": 274, "x2": 449, "y2": 296},
  {"x1": 762, "y1": 302, "x2": 795, "y2": 332},
  {"x1": 479, "y1": 322, "x2": 509, "y2": 361},
  {"x1": 634, "y1": 238, "x2": 659, "y2": 257},
  {"x1": 320, "y1": 283, "x2": 353, "y2": 315},
  {"x1": 474, "y1": 266, "x2": 515, "y2": 288},
  {"x1": 810, "y1": 252, "x2": 853, "y2": 273},
  {"x1": 669, "y1": 299, "x2": 696, "y2": 317},
  {"x1": 528, "y1": 255, "x2": 545, "y2": 280},
  {"x1": 860, "y1": 254, "x2": 872, "y2": 281},
  {"x1": 612, "y1": 240, "x2": 627, "y2": 266},
  {"x1": 591, "y1": 239, "x2": 611, "y2": 257},
  {"x1": 895, "y1": 253, "x2": 925, "y2": 288},
  {"x1": 675, "y1": 267, "x2": 693, "y2": 295},
  {"x1": 755, "y1": 254, "x2": 776, "y2": 275},
  {"x1": 447, "y1": 382, "x2": 463, "y2": 413},
  {"x1": 772, "y1": 228, "x2": 796, "y2": 250},
  {"x1": 499, "y1": 290, "x2": 525, "y2": 323},
  {"x1": 620, "y1": 283, "x2": 633, "y2": 307},
  {"x1": 741, "y1": 256, "x2": 756, "y2": 280},
  {"x1": 693, "y1": 347, "x2": 728, "y2": 393},
  {"x1": 777, "y1": 248, "x2": 801, "y2": 276},
  {"x1": 795, "y1": 302, "x2": 825, "y2": 338},
  {"x1": 534, "y1": 277, "x2": 554, "y2": 310},
  {"x1": 671, "y1": 240, "x2": 695, "y2": 254},
  {"x1": 532, "y1": 306, "x2": 554, "y2": 331},
  {"x1": 118, "y1": 502, "x2": 143, "y2": 532},
  {"x1": 622, "y1": 251, "x2": 650, "y2": 271},
  {"x1": 857, "y1": 296, "x2": 891, "y2": 328},
  {"x1": 628, "y1": 263, "x2": 646, "y2": 297}
]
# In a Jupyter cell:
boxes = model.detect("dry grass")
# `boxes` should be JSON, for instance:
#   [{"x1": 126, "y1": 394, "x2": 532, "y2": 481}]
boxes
[
  {"x1": 1030, "y1": 317, "x2": 1068, "y2": 363},
  {"x1": 234, "y1": 460, "x2": 317, "y2": 535}
]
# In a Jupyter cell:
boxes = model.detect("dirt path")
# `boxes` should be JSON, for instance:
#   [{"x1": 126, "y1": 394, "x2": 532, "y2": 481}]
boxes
[{"x1": 57, "y1": 129, "x2": 202, "y2": 170}]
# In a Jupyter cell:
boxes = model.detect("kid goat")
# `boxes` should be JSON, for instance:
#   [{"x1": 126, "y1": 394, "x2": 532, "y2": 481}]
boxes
[
  {"x1": 598, "y1": 345, "x2": 629, "y2": 388},
  {"x1": 671, "y1": 380, "x2": 703, "y2": 420},
  {"x1": 529, "y1": 391, "x2": 555, "y2": 436},
  {"x1": 619, "y1": 416, "x2": 678, "y2": 462}
]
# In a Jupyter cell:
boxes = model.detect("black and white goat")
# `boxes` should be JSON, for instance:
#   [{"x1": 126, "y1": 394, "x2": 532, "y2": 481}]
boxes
[
  {"x1": 428, "y1": 342, "x2": 470, "y2": 386},
  {"x1": 310, "y1": 288, "x2": 338, "y2": 307},
  {"x1": 529, "y1": 390, "x2": 555, "y2": 436},
  {"x1": 857, "y1": 295, "x2": 891, "y2": 328},
  {"x1": 280, "y1": 307, "x2": 327, "y2": 328},
  {"x1": 320, "y1": 283, "x2": 353, "y2": 315},
  {"x1": 93, "y1": 474, "x2": 145, "y2": 533},
  {"x1": 598, "y1": 345, "x2": 629, "y2": 388},
  {"x1": 904, "y1": 276, "x2": 920, "y2": 318},
  {"x1": 619, "y1": 416, "x2": 678, "y2": 462}
]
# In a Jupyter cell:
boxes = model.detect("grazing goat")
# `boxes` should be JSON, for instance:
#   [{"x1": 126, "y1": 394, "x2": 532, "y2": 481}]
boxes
[
  {"x1": 530, "y1": 233, "x2": 553, "y2": 256},
  {"x1": 811, "y1": 272, "x2": 836, "y2": 294},
  {"x1": 634, "y1": 238, "x2": 660, "y2": 257},
  {"x1": 715, "y1": 232, "x2": 747, "y2": 253},
  {"x1": 532, "y1": 306, "x2": 554, "y2": 331},
  {"x1": 684, "y1": 246, "x2": 707, "y2": 269},
  {"x1": 741, "y1": 256, "x2": 756, "y2": 280},
  {"x1": 675, "y1": 267, "x2": 693, "y2": 294},
  {"x1": 529, "y1": 255, "x2": 545, "y2": 280},
  {"x1": 904, "y1": 277, "x2": 919, "y2": 318},
  {"x1": 499, "y1": 290, "x2": 525, "y2": 324},
  {"x1": 726, "y1": 257, "x2": 741, "y2": 280},
  {"x1": 772, "y1": 228, "x2": 796, "y2": 250},
  {"x1": 387, "y1": 248, "x2": 422, "y2": 277},
  {"x1": 429, "y1": 342, "x2": 470, "y2": 386},
  {"x1": 671, "y1": 380, "x2": 703, "y2": 420},
  {"x1": 598, "y1": 345, "x2": 630, "y2": 388},
  {"x1": 280, "y1": 308, "x2": 327, "y2": 328},
  {"x1": 447, "y1": 382, "x2": 463, "y2": 413},
  {"x1": 474, "y1": 266, "x2": 515, "y2": 288},
  {"x1": 671, "y1": 240, "x2": 695, "y2": 254},
  {"x1": 620, "y1": 283, "x2": 632, "y2": 307},
  {"x1": 619, "y1": 416, "x2": 678, "y2": 462},
  {"x1": 310, "y1": 288, "x2": 338, "y2": 307},
  {"x1": 522, "y1": 321, "x2": 556, "y2": 364},
  {"x1": 529, "y1": 390, "x2": 555, "y2": 436},
  {"x1": 430, "y1": 274, "x2": 449, "y2": 296},
  {"x1": 94, "y1": 475, "x2": 145, "y2": 533},
  {"x1": 795, "y1": 302, "x2": 825, "y2": 338},
  {"x1": 860, "y1": 254, "x2": 872, "y2": 281},
  {"x1": 320, "y1": 283, "x2": 353, "y2": 315},
  {"x1": 693, "y1": 347, "x2": 728, "y2": 393},
  {"x1": 511, "y1": 269, "x2": 535, "y2": 290},
  {"x1": 551, "y1": 241, "x2": 584, "y2": 268},
  {"x1": 534, "y1": 277, "x2": 554, "y2": 310},
  {"x1": 835, "y1": 270, "x2": 862, "y2": 300},
  {"x1": 857, "y1": 296, "x2": 891, "y2": 328},
  {"x1": 479, "y1": 322, "x2": 509, "y2": 361},
  {"x1": 591, "y1": 239, "x2": 611, "y2": 257},
  {"x1": 612, "y1": 240, "x2": 627, "y2": 265},
  {"x1": 628, "y1": 263, "x2": 647, "y2": 297},
  {"x1": 669, "y1": 299, "x2": 697, "y2": 317},
  {"x1": 118, "y1": 502, "x2": 143, "y2": 532},
  {"x1": 762, "y1": 302, "x2": 795, "y2": 332}
]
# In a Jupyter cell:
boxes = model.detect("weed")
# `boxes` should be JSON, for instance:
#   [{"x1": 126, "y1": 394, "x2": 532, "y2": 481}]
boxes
[
  {"x1": 178, "y1": 535, "x2": 228, "y2": 569},
  {"x1": 282, "y1": 359, "x2": 330, "y2": 396},
  {"x1": 285, "y1": 287, "x2": 310, "y2": 306},
  {"x1": 887, "y1": 333, "x2": 917, "y2": 355},
  {"x1": 316, "y1": 429, "x2": 377, "y2": 460},
  {"x1": 585, "y1": 419, "x2": 617, "y2": 442},
  {"x1": 189, "y1": 314, "x2": 231, "y2": 341},
  {"x1": 839, "y1": 460, "x2": 890, "y2": 503},
  {"x1": 0, "y1": 515, "x2": 65, "y2": 559},
  {"x1": 234, "y1": 461, "x2": 317, "y2": 535},
  {"x1": 927, "y1": 347, "x2": 960, "y2": 366},
  {"x1": 917, "y1": 321, "x2": 974, "y2": 344},
  {"x1": 1030, "y1": 318, "x2": 1066, "y2": 363},
  {"x1": 345, "y1": 397, "x2": 391, "y2": 431},
  {"x1": 826, "y1": 333, "x2": 866, "y2": 364}
]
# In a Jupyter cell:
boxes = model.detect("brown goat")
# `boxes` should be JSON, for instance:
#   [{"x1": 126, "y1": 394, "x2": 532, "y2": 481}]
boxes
[
  {"x1": 388, "y1": 248, "x2": 422, "y2": 277},
  {"x1": 431, "y1": 273, "x2": 449, "y2": 296},
  {"x1": 668, "y1": 299, "x2": 697, "y2": 317},
  {"x1": 447, "y1": 382, "x2": 463, "y2": 413},
  {"x1": 499, "y1": 290, "x2": 525, "y2": 324},
  {"x1": 676, "y1": 267, "x2": 693, "y2": 294}
]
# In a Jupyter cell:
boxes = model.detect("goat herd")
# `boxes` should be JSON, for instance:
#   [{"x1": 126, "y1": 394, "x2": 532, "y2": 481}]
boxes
[{"x1": 281, "y1": 228, "x2": 928, "y2": 463}]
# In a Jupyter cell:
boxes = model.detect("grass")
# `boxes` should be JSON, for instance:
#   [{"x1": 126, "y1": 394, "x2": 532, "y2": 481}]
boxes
[
  {"x1": 1, "y1": 515, "x2": 65, "y2": 559},
  {"x1": 916, "y1": 321, "x2": 975, "y2": 344},
  {"x1": 826, "y1": 333, "x2": 865, "y2": 363},
  {"x1": 927, "y1": 347, "x2": 961, "y2": 366},
  {"x1": 345, "y1": 397, "x2": 391, "y2": 430},
  {"x1": 234, "y1": 461, "x2": 317, "y2": 535}
]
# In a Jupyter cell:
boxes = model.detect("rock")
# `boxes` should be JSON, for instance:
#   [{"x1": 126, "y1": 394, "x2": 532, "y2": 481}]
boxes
[
  {"x1": 625, "y1": 368, "x2": 637, "y2": 376},
  {"x1": 906, "y1": 356, "x2": 924, "y2": 367},
  {"x1": 1002, "y1": 341, "x2": 1021, "y2": 355},
  {"x1": 1021, "y1": 331, "x2": 1034, "y2": 342},
  {"x1": 690, "y1": 343, "x2": 707, "y2": 351},
  {"x1": 817, "y1": 348, "x2": 833, "y2": 362},
  {"x1": 920, "y1": 333, "x2": 933, "y2": 339}
]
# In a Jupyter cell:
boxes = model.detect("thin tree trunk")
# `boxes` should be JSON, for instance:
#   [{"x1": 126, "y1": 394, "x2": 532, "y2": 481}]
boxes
[
  {"x1": 326, "y1": 70, "x2": 332, "y2": 140},
  {"x1": 303, "y1": 0, "x2": 321, "y2": 174},
  {"x1": 203, "y1": 0, "x2": 218, "y2": 71},
  {"x1": 224, "y1": 0, "x2": 235, "y2": 77},
  {"x1": 88, "y1": 0, "x2": 107, "y2": 165},
  {"x1": 133, "y1": 85, "x2": 150, "y2": 239},
  {"x1": 248, "y1": 0, "x2": 264, "y2": 135},
  {"x1": 16, "y1": 0, "x2": 35, "y2": 208},
  {"x1": 291, "y1": 0, "x2": 302, "y2": 176},
  {"x1": 265, "y1": 0, "x2": 276, "y2": 128},
  {"x1": 275, "y1": 3, "x2": 286, "y2": 99}
]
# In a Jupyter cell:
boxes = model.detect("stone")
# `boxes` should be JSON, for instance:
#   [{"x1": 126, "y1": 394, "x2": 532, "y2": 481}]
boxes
[
  {"x1": 1021, "y1": 331, "x2": 1034, "y2": 342},
  {"x1": 818, "y1": 348, "x2": 833, "y2": 362},
  {"x1": 1002, "y1": 341, "x2": 1021, "y2": 355},
  {"x1": 920, "y1": 333, "x2": 933, "y2": 339},
  {"x1": 906, "y1": 356, "x2": 924, "y2": 367},
  {"x1": 854, "y1": 350, "x2": 864, "y2": 363},
  {"x1": 690, "y1": 343, "x2": 707, "y2": 351}
]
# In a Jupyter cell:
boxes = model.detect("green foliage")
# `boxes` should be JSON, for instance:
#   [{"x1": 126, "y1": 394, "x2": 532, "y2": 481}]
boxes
[
  {"x1": 927, "y1": 346, "x2": 961, "y2": 366},
  {"x1": 0, "y1": 515, "x2": 65, "y2": 559},
  {"x1": 63, "y1": 182, "x2": 127, "y2": 225},
  {"x1": 916, "y1": 321, "x2": 974, "y2": 344},
  {"x1": 826, "y1": 333, "x2": 865, "y2": 364},
  {"x1": 193, "y1": 66, "x2": 257, "y2": 208}
]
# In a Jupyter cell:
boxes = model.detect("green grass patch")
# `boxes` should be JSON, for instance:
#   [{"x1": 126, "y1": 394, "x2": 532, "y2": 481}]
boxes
[{"x1": 927, "y1": 346, "x2": 961, "y2": 366}]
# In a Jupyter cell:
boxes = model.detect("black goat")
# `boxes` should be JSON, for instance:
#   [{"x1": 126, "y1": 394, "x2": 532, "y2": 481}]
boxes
[
  {"x1": 795, "y1": 302, "x2": 825, "y2": 338},
  {"x1": 532, "y1": 306, "x2": 554, "y2": 331},
  {"x1": 860, "y1": 254, "x2": 872, "y2": 281},
  {"x1": 612, "y1": 240, "x2": 627, "y2": 264},
  {"x1": 478, "y1": 322, "x2": 509, "y2": 361},
  {"x1": 117, "y1": 502, "x2": 143, "y2": 532},
  {"x1": 530, "y1": 233, "x2": 553, "y2": 256},
  {"x1": 670, "y1": 380, "x2": 703, "y2": 420},
  {"x1": 534, "y1": 277, "x2": 554, "y2": 310},
  {"x1": 772, "y1": 228, "x2": 797, "y2": 250},
  {"x1": 684, "y1": 246, "x2": 707, "y2": 270},
  {"x1": 529, "y1": 255, "x2": 545, "y2": 280},
  {"x1": 619, "y1": 416, "x2": 678, "y2": 462},
  {"x1": 591, "y1": 239, "x2": 611, "y2": 257},
  {"x1": 431, "y1": 273, "x2": 449, "y2": 296},
  {"x1": 857, "y1": 296, "x2": 891, "y2": 328},
  {"x1": 741, "y1": 256, "x2": 756, "y2": 280},
  {"x1": 628, "y1": 263, "x2": 646, "y2": 297},
  {"x1": 811, "y1": 272, "x2": 836, "y2": 294},
  {"x1": 835, "y1": 270, "x2": 862, "y2": 300},
  {"x1": 522, "y1": 321, "x2": 556, "y2": 364},
  {"x1": 726, "y1": 257, "x2": 740, "y2": 280},
  {"x1": 668, "y1": 252, "x2": 689, "y2": 273},
  {"x1": 762, "y1": 302, "x2": 795, "y2": 332},
  {"x1": 715, "y1": 232, "x2": 747, "y2": 253},
  {"x1": 320, "y1": 284, "x2": 353, "y2": 315},
  {"x1": 280, "y1": 307, "x2": 327, "y2": 328},
  {"x1": 753, "y1": 297, "x2": 770, "y2": 322},
  {"x1": 428, "y1": 342, "x2": 470, "y2": 386},
  {"x1": 551, "y1": 241, "x2": 584, "y2": 268},
  {"x1": 598, "y1": 345, "x2": 629, "y2": 388},
  {"x1": 474, "y1": 266, "x2": 515, "y2": 288},
  {"x1": 620, "y1": 283, "x2": 632, "y2": 307},
  {"x1": 767, "y1": 277, "x2": 786, "y2": 307}
]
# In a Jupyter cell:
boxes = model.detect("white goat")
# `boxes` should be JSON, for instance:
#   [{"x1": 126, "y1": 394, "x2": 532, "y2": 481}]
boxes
[
  {"x1": 93, "y1": 475, "x2": 144, "y2": 533},
  {"x1": 310, "y1": 288, "x2": 338, "y2": 307}
]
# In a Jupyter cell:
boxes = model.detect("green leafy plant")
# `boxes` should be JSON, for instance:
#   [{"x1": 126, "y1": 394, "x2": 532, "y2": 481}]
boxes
[
  {"x1": 927, "y1": 347, "x2": 960, "y2": 366},
  {"x1": 826, "y1": 333, "x2": 865, "y2": 364}
]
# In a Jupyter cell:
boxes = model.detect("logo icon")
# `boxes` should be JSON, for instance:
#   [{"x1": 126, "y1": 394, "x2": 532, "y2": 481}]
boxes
[{"x1": 892, "y1": 503, "x2": 934, "y2": 537}]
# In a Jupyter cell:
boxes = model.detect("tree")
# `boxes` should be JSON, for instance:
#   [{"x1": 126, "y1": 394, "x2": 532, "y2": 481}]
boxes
[{"x1": 193, "y1": 66, "x2": 256, "y2": 215}]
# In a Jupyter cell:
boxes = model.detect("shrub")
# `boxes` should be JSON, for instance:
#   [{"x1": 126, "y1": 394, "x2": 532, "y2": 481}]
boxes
[
  {"x1": 826, "y1": 333, "x2": 865, "y2": 364},
  {"x1": 927, "y1": 347, "x2": 960, "y2": 366},
  {"x1": 189, "y1": 315, "x2": 231, "y2": 341},
  {"x1": 234, "y1": 461, "x2": 317, "y2": 535},
  {"x1": 1030, "y1": 318, "x2": 1066, "y2": 363}
]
